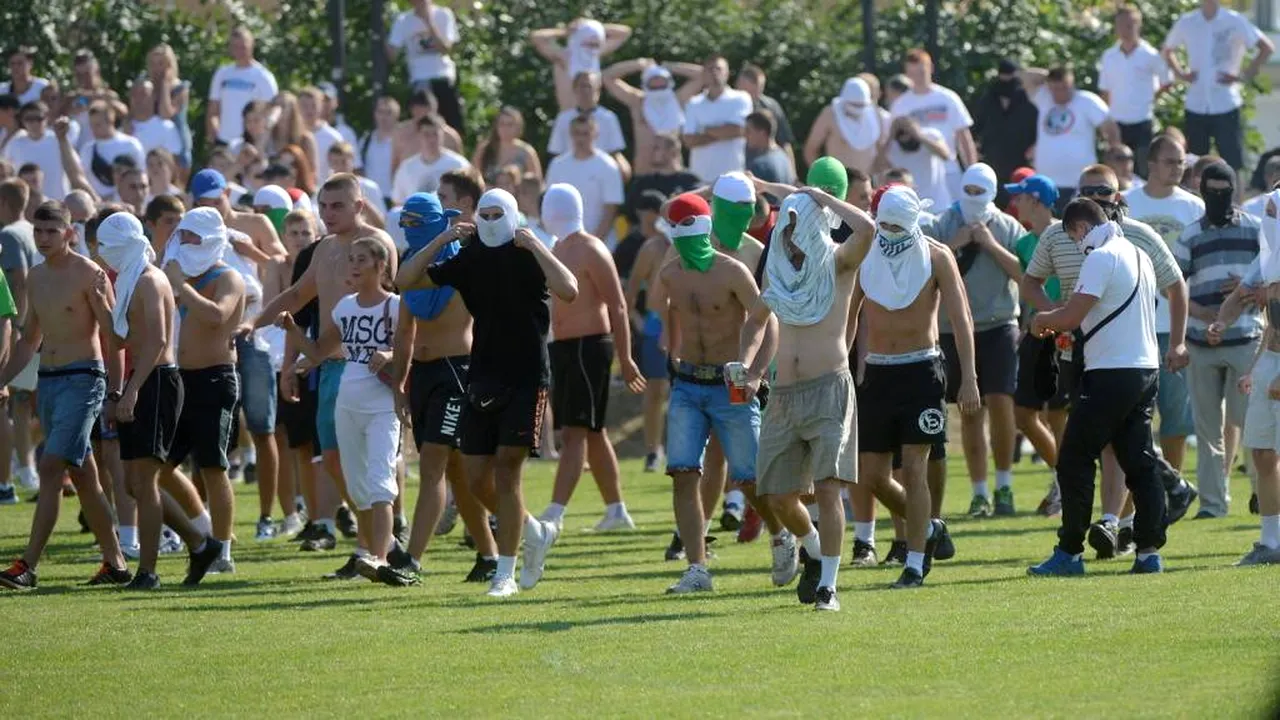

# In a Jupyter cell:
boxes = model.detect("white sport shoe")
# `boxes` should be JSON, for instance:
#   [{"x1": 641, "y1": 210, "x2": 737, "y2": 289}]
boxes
[
  {"x1": 280, "y1": 514, "x2": 305, "y2": 538},
  {"x1": 592, "y1": 509, "x2": 636, "y2": 532},
  {"x1": 666, "y1": 565, "x2": 713, "y2": 594},
  {"x1": 519, "y1": 520, "x2": 559, "y2": 590},
  {"x1": 770, "y1": 530, "x2": 799, "y2": 587},
  {"x1": 14, "y1": 466, "x2": 38, "y2": 492},
  {"x1": 158, "y1": 528, "x2": 185, "y2": 554},
  {"x1": 354, "y1": 555, "x2": 382, "y2": 582},
  {"x1": 254, "y1": 517, "x2": 277, "y2": 541},
  {"x1": 486, "y1": 575, "x2": 519, "y2": 598},
  {"x1": 121, "y1": 544, "x2": 141, "y2": 561}
]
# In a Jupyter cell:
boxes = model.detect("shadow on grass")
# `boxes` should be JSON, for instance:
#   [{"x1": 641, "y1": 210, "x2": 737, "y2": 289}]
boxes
[{"x1": 454, "y1": 610, "x2": 732, "y2": 634}]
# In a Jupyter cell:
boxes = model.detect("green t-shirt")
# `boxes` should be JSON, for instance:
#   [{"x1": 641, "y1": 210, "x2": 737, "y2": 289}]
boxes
[
  {"x1": 0, "y1": 271, "x2": 15, "y2": 319},
  {"x1": 1015, "y1": 231, "x2": 1060, "y2": 303}
]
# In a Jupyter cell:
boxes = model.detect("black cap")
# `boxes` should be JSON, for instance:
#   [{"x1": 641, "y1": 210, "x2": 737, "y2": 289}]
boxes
[{"x1": 998, "y1": 58, "x2": 1020, "y2": 76}]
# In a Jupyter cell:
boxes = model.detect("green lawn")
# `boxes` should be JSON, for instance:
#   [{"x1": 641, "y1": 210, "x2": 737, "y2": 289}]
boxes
[{"x1": 1, "y1": 454, "x2": 1277, "y2": 719}]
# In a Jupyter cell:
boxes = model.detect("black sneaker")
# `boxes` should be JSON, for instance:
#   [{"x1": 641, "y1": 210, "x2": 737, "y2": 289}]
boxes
[
  {"x1": 880, "y1": 539, "x2": 908, "y2": 567},
  {"x1": 183, "y1": 537, "x2": 224, "y2": 586},
  {"x1": 1116, "y1": 526, "x2": 1136, "y2": 556},
  {"x1": 243, "y1": 462, "x2": 257, "y2": 485},
  {"x1": 393, "y1": 517, "x2": 410, "y2": 547},
  {"x1": 301, "y1": 526, "x2": 337, "y2": 552},
  {"x1": 77, "y1": 509, "x2": 91, "y2": 533},
  {"x1": 814, "y1": 586, "x2": 840, "y2": 612},
  {"x1": 0, "y1": 485, "x2": 16, "y2": 505},
  {"x1": 335, "y1": 506, "x2": 358, "y2": 539},
  {"x1": 375, "y1": 564, "x2": 420, "y2": 587},
  {"x1": 323, "y1": 554, "x2": 362, "y2": 581},
  {"x1": 664, "y1": 531, "x2": 685, "y2": 561},
  {"x1": 0, "y1": 559, "x2": 36, "y2": 590},
  {"x1": 1087, "y1": 520, "x2": 1118, "y2": 560},
  {"x1": 643, "y1": 452, "x2": 659, "y2": 473},
  {"x1": 464, "y1": 554, "x2": 497, "y2": 583},
  {"x1": 86, "y1": 563, "x2": 133, "y2": 586},
  {"x1": 890, "y1": 567, "x2": 924, "y2": 589},
  {"x1": 292, "y1": 521, "x2": 319, "y2": 543},
  {"x1": 1249, "y1": 493, "x2": 1260, "y2": 515},
  {"x1": 124, "y1": 571, "x2": 161, "y2": 591},
  {"x1": 796, "y1": 556, "x2": 822, "y2": 605},
  {"x1": 931, "y1": 519, "x2": 956, "y2": 562},
  {"x1": 851, "y1": 539, "x2": 878, "y2": 567},
  {"x1": 1167, "y1": 481, "x2": 1198, "y2": 525},
  {"x1": 387, "y1": 543, "x2": 417, "y2": 572}
]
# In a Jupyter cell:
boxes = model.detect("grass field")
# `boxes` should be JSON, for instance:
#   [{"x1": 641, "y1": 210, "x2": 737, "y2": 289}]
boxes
[{"x1": 1, "y1": 453, "x2": 1277, "y2": 719}]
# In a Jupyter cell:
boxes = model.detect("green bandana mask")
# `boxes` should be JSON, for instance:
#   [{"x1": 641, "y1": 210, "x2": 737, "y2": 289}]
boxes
[
  {"x1": 806, "y1": 156, "x2": 848, "y2": 200},
  {"x1": 711, "y1": 196, "x2": 753, "y2": 251},
  {"x1": 672, "y1": 216, "x2": 715, "y2": 272},
  {"x1": 265, "y1": 207, "x2": 289, "y2": 235}
]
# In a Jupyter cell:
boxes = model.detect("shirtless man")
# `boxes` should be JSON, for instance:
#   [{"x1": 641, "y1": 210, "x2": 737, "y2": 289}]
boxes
[
  {"x1": 538, "y1": 184, "x2": 645, "y2": 531},
  {"x1": 94, "y1": 211, "x2": 223, "y2": 589},
  {"x1": 257, "y1": 174, "x2": 398, "y2": 575},
  {"x1": 0, "y1": 201, "x2": 130, "y2": 590},
  {"x1": 390, "y1": 192, "x2": 499, "y2": 582},
  {"x1": 850, "y1": 185, "x2": 980, "y2": 588},
  {"x1": 803, "y1": 77, "x2": 886, "y2": 174},
  {"x1": 162, "y1": 207, "x2": 246, "y2": 575},
  {"x1": 651, "y1": 193, "x2": 779, "y2": 594},
  {"x1": 530, "y1": 18, "x2": 633, "y2": 111},
  {"x1": 601, "y1": 58, "x2": 704, "y2": 174},
  {"x1": 741, "y1": 188, "x2": 872, "y2": 611},
  {"x1": 625, "y1": 203, "x2": 674, "y2": 473}
]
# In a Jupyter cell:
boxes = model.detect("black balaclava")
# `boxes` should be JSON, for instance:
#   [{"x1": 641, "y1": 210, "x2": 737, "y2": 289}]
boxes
[{"x1": 1200, "y1": 161, "x2": 1237, "y2": 226}]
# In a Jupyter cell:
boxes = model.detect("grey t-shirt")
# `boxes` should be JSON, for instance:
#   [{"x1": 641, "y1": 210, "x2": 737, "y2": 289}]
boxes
[
  {"x1": 0, "y1": 220, "x2": 37, "y2": 273},
  {"x1": 925, "y1": 207, "x2": 1024, "y2": 333}
]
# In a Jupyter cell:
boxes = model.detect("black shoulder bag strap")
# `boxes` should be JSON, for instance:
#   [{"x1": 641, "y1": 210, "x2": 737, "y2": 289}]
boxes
[{"x1": 1080, "y1": 245, "x2": 1142, "y2": 346}]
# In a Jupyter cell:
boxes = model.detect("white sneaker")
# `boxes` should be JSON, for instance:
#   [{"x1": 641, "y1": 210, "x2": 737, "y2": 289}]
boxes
[
  {"x1": 666, "y1": 565, "x2": 713, "y2": 594},
  {"x1": 519, "y1": 520, "x2": 559, "y2": 590},
  {"x1": 280, "y1": 514, "x2": 305, "y2": 538},
  {"x1": 209, "y1": 557, "x2": 235, "y2": 574},
  {"x1": 254, "y1": 517, "x2": 277, "y2": 541},
  {"x1": 354, "y1": 555, "x2": 382, "y2": 582},
  {"x1": 592, "y1": 509, "x2": 636, "y2": 532},
  {"x1": 537, "y1": 510, "x2": 565, "y2": 535},
  {"x1": 486, "y1": 575, "x2": 519, "y2": 598},
  {"x1": 121, "y1": 544, "x2": 141, "y2": 561},
  {"x1": 770, "y1": 530, "x2": 799, "y2": 587},
  {"x1": 14, "y1": 466, "x2": 38, "y2": 492},
  {"x1": 158, "y1": 527, "x2": 185, "y2": 554}
]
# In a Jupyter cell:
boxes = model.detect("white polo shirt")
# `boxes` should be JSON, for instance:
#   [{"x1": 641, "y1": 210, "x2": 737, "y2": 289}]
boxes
[
  {"x1": 1097, "y1": 41, "x2": 1171, "y2": 124},
  {"x1": 545, "y1": 149, "x2": 625, "y2": 247},
  {"x1": 1075, "y1": 236, "x2": 1159, "y2": 371},
  {"x1": 683, "y1": 88, "x2": 754, "y2": 183},
  {"x1": 209, "y1": 61, "x2": 279, "y2": 143},
  {"x1": 388, "y1": 7, "x2": 460, "y2": 84},
  {"x1": 1163, "y1": 7, "x2": 1264, "y2": 115}
]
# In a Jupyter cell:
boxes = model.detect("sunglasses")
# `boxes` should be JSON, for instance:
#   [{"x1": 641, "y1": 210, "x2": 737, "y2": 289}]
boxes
[
  {"x1": 1077, "y1": 185, "x2": 1117, "y2": 198},
  {"x1": 399, "y1": 211, "x2": 427, "y2": 228}
]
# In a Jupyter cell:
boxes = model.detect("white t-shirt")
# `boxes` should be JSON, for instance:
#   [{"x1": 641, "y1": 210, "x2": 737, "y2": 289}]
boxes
[
  {"x1": 360, "y1": 131, "x2": 395, "y2": 201},
  {"x1": 391, "y1": 149, "x2": 470, "y2": 204},
  {"x1": 332, "y1": 293, "x2": 400, "y2": 413},
  {"x1": 388, "y1": 8, "x2": 460, "y2": 83},
  {"x1": 78, "y1": 131, "x2": 147, "y2": 199},
  {"x1": 1098, "y1": 41, "x2": 1172, "y2": 124},
  {"x1": 889, "y1": 85, "x2": 973, "y2": 141},
  {"x1": 547, "y1": 107, "x2": 627, "y2": 156},
  {"x1": 545, "y1": 149, "x2": 625, "y2": 245},
  {"x1": 358, "y1": 176, "x2": 388, "y2": 217},
  {"x1": 1032, "y1": 87, "x2": 1110, "y2": 188},
  {"x1": 208, "y1": 61, "x2": 279, "y2": 143},
  {"x1": 2, "y1": 130, "x2": 69, "y2": 199},
  {"x1": 1163, "y1": 7, "x2": 1264, "y2": 115},
  {"x1": 312, "y1": 122, "x2": 346, "y2": 181},
  {"x1": 0, "y1": 77, "x2": 49, "y2": 106},
  {"x1": 885, "y1": 127, "x2": 951, "y2": 208},
  {"x1": 131, "y1": 116, "x2": 184, "y2": 157},
  {"x1": 1122, "y1": 185, "x2": 1205, "y2": 333},
  {"x1": 1074, "y1": 237, "x2": 1159, "y2": 371},
  {"x1": 683, "y1": 88, "x2": 754, "y2": 183},
  {"x1": 1241, "y1": 193, "x2": 1270, "y2": 220}
]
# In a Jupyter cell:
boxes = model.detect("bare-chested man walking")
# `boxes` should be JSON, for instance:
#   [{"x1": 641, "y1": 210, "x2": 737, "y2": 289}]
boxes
[{"x1": 0, "y1": 200, "x2": 130, "y2": 590}]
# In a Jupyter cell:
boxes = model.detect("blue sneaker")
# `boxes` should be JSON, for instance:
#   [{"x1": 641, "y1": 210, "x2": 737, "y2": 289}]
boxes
[
  {"x1": 1129, "y1": 554, "x2": 1163, "y2": 574},
  {"x1": 1027, "y1": 547, "x2": 1085, "y2": 577}
]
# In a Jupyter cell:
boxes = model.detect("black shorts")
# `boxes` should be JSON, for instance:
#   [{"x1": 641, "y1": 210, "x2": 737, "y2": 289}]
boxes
[
  {"x1": 857, "y1": 357, "x2": 948, "y2": 454},
  {"x1": 410, "y1": 355, "x2": 469, "y2": 449},
  {"x1": 458, "y1": 383, "x2": 548, "y2": 457},
  {"x1": 1014, "y1": 332, "x2": 1075, "y2": 411},
  {"x1": 168, "y1": 365, "x2": 240, "y2": 470},
  {"x1": 550, "y1": 334, "x2": 613, "y2": 432},
  {"x1": 940, "y1": 323, "x2": 1018, "y2": 402},
  {"x1": 892, "y1": 441, "x2": 946, "y2": 470},
  {"x1": 277, "y1": 369, "x2": 319, "y2": 452},
  {"x1": 119, "y1": 366, "x2": 184, "y2": 463}
]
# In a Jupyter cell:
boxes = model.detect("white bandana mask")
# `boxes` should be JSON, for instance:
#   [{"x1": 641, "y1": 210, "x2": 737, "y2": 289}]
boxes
[
  {"x1": 641, "y1": 65, "x2": 684, "y2": 135},
  {"x1": 475, "y1": 189, "x2": 520, "y2": 248},
  {"x1": 1079, "y1": 220, "x2": 1122, "y2": 255},
  {"x1": 97, "y1": 212, "x2": 156, "y2": 339},
  {"x1": 761, "y1": 193, "x2": 837, "y2": 326},
  {"x1": 173, "y1": 207, "x2": 229, "y2": 277},
  {"x1": 832, "y1": 78, "x2": 879, "y2": 151},
  {"x1": 567, "y1": 20, "x2": 605, "y2": 78},
  {"x1": 1260, "y1": 190, "x2": 1280, "y2": 284},
  {"x1": 861, "y1": 186, "x2": 932, "y2": 310}
]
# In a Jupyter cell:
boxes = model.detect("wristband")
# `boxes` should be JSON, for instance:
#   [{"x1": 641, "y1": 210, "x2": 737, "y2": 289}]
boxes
[{"x1": 107, "y1": 390, "x2": 123, "y2": 402}]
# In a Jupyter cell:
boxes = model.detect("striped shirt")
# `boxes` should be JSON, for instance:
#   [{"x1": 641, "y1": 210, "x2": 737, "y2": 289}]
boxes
[
  {"x1": 1026, "y1": 216, "x2": 1183, "y2": 298},
  {"x1": 1174, "y1": 213, "x2": 1264, "y2": 347}
]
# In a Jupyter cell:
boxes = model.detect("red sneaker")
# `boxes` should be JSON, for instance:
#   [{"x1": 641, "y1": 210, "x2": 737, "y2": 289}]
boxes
[{"x1": 736, "y1": 505, "x2": 763, "y2": 543}]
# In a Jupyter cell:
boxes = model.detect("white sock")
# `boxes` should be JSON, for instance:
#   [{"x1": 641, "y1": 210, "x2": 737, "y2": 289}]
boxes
[
  {"x1": 1069, "y1": 551, "x2": 1083, "y2": 561},
  {"x1": 1137, "y1": 551, "x2": 1158, "y2": 561},
  {"x1": 799, "y1": 529, "x2": 821, "y2": 559},
  {"x1": 1261, "y1": 515, "x2": 1280, "y2": 549},
  {"x1": 805, "y1": 502, "x2": 820, "y2": 522},
  {"x1": 973, "y1": 480, "x2": 990, "y2": 499},
  {"x1": 317, "y1": 517, "x2": 336, "y2": 534},
  {"x1": 219, "y1": 539, "x2": 232, "y2": 562},
  {"x1": 119, "y1": 525, "x2": 138, "y2": 548},
  {"x1": 543, "y1": 503, "x2": 566, "y2": 522},
  {"x1": 906, "y1": 550, "x2": 925, "y2": 573},
  {"x1": 496, "y1": 555, "x2": 517, "y2": 578},
  {"x1": 725, "y1": 489, "x2": 745, "y2": 509},
  {"x1": 995, "y1": 470, "x2": 1013, "y2": 490},
  {"x1": 192, "y1": 511, "x2": 213, "y2": 537},
  {"x1": 243, "y1": 446, "x2": 256, "y2": 465},
  {"x1": 819, "y1": 555, "x2": 840, "y2": 589},
  {"x1": 284, "y1": 512, "x2": 300, "y2": 526},
  {"x1": 354, "y1": 546, "x2": 372, "y2": 559},
  {"x1": 1118, "y1": 514, "x2": 1135, "y2": 530},
  {"x1": 1102, "y1": 513, "x2": 1119, "y2": 526},
  {"x1": 295, "y1": 495, "x2": 306, "y2": 512},
  {"x1": 524, "y1": 514, "x2": 544, "y2": 539},
  {"x1": 853, "y1": 521, "x2": 875, "y2": 544},
  {"x1": 606, "y1": 502, "x2": 625, "y2": 517}
]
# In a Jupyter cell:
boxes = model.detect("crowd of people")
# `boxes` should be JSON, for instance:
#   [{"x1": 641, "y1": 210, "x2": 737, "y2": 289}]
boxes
[{"x1": 0, "y1": 0, "x2": 1277, "y2": 608}]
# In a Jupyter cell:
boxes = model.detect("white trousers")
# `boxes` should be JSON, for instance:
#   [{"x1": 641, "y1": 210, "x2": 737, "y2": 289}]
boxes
[{"x1": 335, "y1": 406, "x2": 401, "y2": 511}]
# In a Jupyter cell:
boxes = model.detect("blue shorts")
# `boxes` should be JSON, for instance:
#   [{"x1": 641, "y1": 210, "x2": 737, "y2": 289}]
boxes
[
  {"x1": 1157, "y1": 333, "x2": 1195, "y2": 439},
  {"x1": 316, "y1": 359, "x2": 344, "y2": 452},
  {"x1": 236, "y1": 336, "x2": 278, "y2": 434},
  {"x1": 639, "y1": 312, "x2": 669, "y2": 381},
  {"x1": 37, "y1": 361, "x2": 106, "y2": 467},
  {"x1": 665, "y1": 375, "x2": 760, "y2": 483}
]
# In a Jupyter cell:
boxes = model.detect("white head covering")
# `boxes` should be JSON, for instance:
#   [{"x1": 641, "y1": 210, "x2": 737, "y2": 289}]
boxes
[
  {"x1": 761, "y1": 193, "x2": 837, "y2": 326},
  {"x1": 172, "y1": 207, "x2": 229, "y2": 277},
  {"x1": 96, "y1": 212, "x2": 156, "y2": 339},
  {"x1": 1259, "y1": 190, "x2": 1280, "y2": 284},
  {"x1": 475, "y1": 189, "x2": 520, "y2": 248},
  {"x1": 253, "y1": 184, "x2": 292, "y2": 210},
  {"x1": 567, "y1": 19, "x2": 606, "y2": 78},
  {"x1": 1080, "y1": 220, "x2": 1121, "y2": 255},
  {"x1": 541, "y1": 183, "x2": 584, "y2": 240},
  {"x1": 860, "y1": 186, "x2": 933, "y2": 310},
  {"x1": 957, "y1": 163, "x2": 998, "y2": 224},
  {"x1": 641, "y1": 65, "x2": 684, "y2": 135},
  {"x1": 832, "y1": 78, "x2": 880, "y2": 151},
  {"x1": 712, "y1": 172, "x2": 756, "y2": 203}
]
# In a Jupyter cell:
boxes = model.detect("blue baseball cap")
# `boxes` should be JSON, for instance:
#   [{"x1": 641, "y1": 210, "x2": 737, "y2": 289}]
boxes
[
  {"x1": 191, "y1": 169, "x2": 228, "y2": 200},
  {"x1": 1004, "y1": 174, "x2": 1058, "y2": 209}
]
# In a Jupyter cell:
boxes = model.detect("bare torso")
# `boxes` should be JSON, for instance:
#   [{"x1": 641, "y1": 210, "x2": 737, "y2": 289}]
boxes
[
  {"x1": 28, "y1": 256, "x2": 104, "y2": 367},
  {"x1": 719, "y1": 235, "x2": 764, "y2": 281},
  {"x1": 773, "y1": 268, "x2": 858, "y2": 385},
  {"x1": 1267, "y1": 284, "x2": 1280, "y2": 353},
  {"x1": 122, "y1": 266, "x2": 177, "y2": 366},
  {"x1": 854, "y1": 243, "x2": 948, "y2": 356},
  {"x1": 552, "y1": 234, "x2": 611, "y2": 339},
  {"x1": 411, "y1": 293, "x2": 473, "y2": 362},
  {"x1": 817, "y1": 108, "x2": 879, "y2": 173},
  {"x1": 628, "y1": 109, "x2": 659, "y2": 176},
  {"x1": 661, "y1": 252, "x2": 751, "y2": 365},
  {"x1": 178, "y1": 266, "x2": 245, "y2": 369}
]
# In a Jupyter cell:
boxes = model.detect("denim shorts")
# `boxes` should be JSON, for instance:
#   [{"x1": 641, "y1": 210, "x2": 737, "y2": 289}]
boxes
[
  {"x1": 1156, "y1": 333, "x2": 1195, "y2": 439},
  {"x1": 665, "y1": 377, "x2": 760, "y2": 483},
  {"x1": 639, "y1": 312, "x2": 669, "y2": 381},
  {"x1": 236, "y1": 335, "x2": 278, "y2": 435},
  {"x1": 37, "y1": 360, "x2": 106, "y2": 467},
  {"x1": 316, "y1": 359, "x2": 345, "y2": 452}
]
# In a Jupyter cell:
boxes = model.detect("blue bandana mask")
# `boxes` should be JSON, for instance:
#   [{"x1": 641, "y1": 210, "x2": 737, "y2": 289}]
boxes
[{"x1": 401, "y1": 192, "x2": 462, "y2": 321}]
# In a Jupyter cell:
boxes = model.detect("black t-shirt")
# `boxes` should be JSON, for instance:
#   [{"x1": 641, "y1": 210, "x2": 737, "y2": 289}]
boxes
[
  {"x1": 427, "y1": 241, "x2": 552, "y2": 388},
  {"x1": 625, "y1": 171, "x2": 702, "y2": 223},
  {"x1": 291, "y1": 241, "x2": 321, "y2": 340},
  {"x1": 613, "y1": 229, "x2": 647, "y2": 282}
]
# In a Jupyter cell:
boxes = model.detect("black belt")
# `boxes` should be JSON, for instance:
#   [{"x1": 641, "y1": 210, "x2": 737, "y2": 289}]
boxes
[
  {"x1": 672, "y1": 361, "x2": 726, "y2": 385},
  {"x1": 38, "y1": 366, "x2": 107, "y2": 380}
]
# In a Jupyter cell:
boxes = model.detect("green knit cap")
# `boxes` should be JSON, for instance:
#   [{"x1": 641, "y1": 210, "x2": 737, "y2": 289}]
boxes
[{"x1": 806, "y1": 156, "x2": 848, "y2": 200}]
